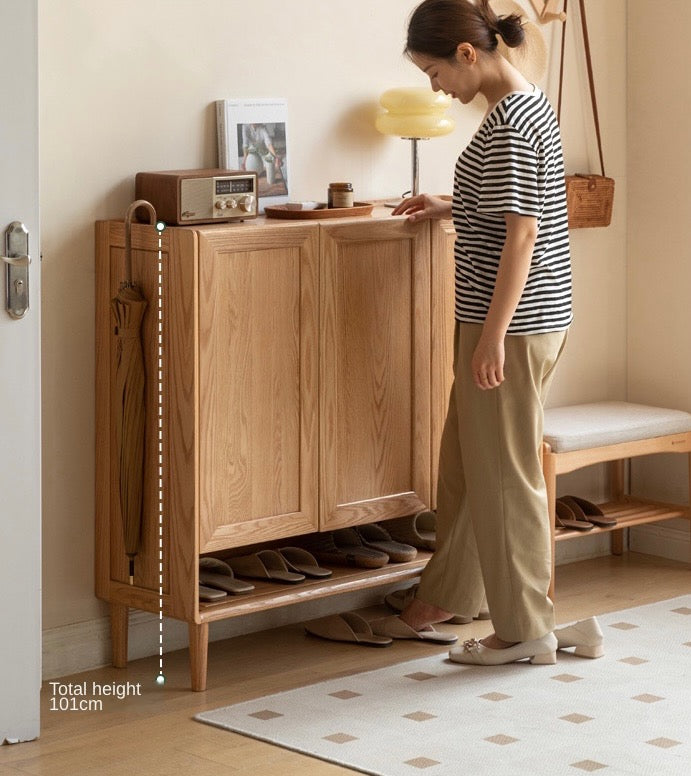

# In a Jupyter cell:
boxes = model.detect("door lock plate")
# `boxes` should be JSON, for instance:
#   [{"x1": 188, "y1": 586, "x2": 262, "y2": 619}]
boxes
[{"x1": 3, "y1": 222, "x2": 30, "y2": 319}]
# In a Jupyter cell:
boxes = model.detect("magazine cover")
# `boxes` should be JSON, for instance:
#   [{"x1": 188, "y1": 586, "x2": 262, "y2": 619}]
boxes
[{"x1": 216, "y1": 98, "x2": 289, "y2": 211}]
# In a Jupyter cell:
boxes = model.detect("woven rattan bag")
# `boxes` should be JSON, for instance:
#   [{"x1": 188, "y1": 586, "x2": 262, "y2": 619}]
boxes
[{"x1": 558, "y1": 0, "x2": 614, "y2": 228}]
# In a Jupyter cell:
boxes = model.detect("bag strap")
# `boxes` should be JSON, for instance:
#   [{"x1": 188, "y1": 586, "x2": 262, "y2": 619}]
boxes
[{"x1": 557, "y1": 0, "x2": 606, "y2": 177}]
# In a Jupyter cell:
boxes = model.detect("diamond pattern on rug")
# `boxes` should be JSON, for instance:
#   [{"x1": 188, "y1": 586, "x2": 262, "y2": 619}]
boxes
[
  {"x1": 403, "y1": 711, "x2": 436, "y2": 722},
  {"x1": 248, "y1": 709, "x2": 283, "y2": 720},
  {"x1": 571, "y1": 760, "x2": 608, "y2": 772},
  {"x1": 405, "y1": 672, "x2": 437, "y2": 681},
  {"x1": 404, "y1": 757, "x2": 440, "y2": 769},
  {"x1": 560, "y1": 713, "x2": 593, "y2": 724},
  {"x1": 329, "y1": 690, "x2": 361, "y2": 700},
  {"x1": 609, "y1": 621, "x2": 639, "y2": 630},
  {"x1": 196, "y1": 596, "x2": 691, "y2": 776},
  {"x1": 323, "y1": 733, "x2": 358, "y2": 744},
  {"x1": 619, "y1": 656, "x2": 648, "y2": 665},
  {"x1": 671, "y1": 606, "x2": 691, "y2": 615},
  {"x1": 479, "y1": 691, "x2": 511, "y2": 701},
  {"x1": 551, "y1": 673, "x2": 583, "y2": 683},
  {"x1": 632, "y1": 693, "x2": 664, "y2": 703},
  {"x1": 647, "y1": 738, "x2": 681, "y2": 748},
  {"x1": 485, "y1": 734, "x2": 519, "y2": 745}
]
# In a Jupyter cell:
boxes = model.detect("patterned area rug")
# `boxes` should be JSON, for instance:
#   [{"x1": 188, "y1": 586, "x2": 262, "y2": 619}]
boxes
[{"x1": 196, "y1": 597, "x2": 691, "y2": 775}]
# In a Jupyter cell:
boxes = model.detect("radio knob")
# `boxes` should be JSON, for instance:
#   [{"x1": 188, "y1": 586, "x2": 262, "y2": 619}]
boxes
[
  {"x1": 240, "y1": 195, "x2": 255, "y2": 213},
  {"x1": 215, "y1": 200, "x2": 227, "y2": 210},
  {"x1": 225, "y1": 198, "x2": 238, "y2": 210}
]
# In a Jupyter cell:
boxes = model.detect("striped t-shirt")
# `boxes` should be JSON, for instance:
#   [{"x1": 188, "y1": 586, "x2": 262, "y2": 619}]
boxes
[{"x1": 452, "y1": 87, "x2": 572, "y2": 335}]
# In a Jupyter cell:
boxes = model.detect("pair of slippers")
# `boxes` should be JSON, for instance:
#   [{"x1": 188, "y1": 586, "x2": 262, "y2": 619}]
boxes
[
  {"x1": 555, "y1": 495, "x2": 617, "y2": 532},
  {"x1": 304, "y1": 612, "x2": 458, "y2": 647},
  {"x1": 198, "y1": 547, "x2": 331, "y2": 601},
  {"x1": 301, "y1": 525, "x2": 417, "y2": 570}
]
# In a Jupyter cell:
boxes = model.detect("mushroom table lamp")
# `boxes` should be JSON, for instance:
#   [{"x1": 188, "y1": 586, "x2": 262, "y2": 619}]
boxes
[{"x1": 375, "y1": 87, "x2": 455, "y2": 197}]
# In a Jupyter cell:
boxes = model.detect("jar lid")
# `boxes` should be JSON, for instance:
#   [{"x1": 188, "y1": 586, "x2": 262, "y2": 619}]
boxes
[{"x1": 328, "y1": 181, "x2": 353, "y2": 190}]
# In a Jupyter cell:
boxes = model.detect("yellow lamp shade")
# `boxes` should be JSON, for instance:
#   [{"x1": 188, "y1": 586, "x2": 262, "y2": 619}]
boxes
[{"x1": 375, "y1": 87, "x2": 455, "y2": 138}]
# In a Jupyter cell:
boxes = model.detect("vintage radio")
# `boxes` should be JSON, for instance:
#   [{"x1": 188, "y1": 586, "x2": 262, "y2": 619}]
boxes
[{"x1": 135, "y1": 168, "x2": 258, "y2": 225}]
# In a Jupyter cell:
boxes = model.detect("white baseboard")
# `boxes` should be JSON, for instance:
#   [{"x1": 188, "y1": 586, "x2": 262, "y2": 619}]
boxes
[
  {"x1": 629, "y1": 522, "x2": 690, "y2": 564},
  {"x1": 42, "y1": 586, "x2": 391, "y2": 681}
]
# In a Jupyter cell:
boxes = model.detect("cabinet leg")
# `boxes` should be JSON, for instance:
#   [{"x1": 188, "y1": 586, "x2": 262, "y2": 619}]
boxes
[
  {"x1": 110, "y1": 602, "x2": 129, "y2": 668},
  {"x1": 189, "y1": 622, "x2": 209, "y2": 692}
]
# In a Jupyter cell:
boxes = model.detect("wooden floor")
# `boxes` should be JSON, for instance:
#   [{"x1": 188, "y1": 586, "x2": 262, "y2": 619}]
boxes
[{"x1": 1, "y1": 552, "x2": 689, "y2": 775}]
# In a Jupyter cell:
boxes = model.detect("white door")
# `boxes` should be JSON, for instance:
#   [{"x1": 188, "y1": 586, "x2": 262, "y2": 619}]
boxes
[{"x1": 0, "y1": 0, "x2": 41, "y2": 743}]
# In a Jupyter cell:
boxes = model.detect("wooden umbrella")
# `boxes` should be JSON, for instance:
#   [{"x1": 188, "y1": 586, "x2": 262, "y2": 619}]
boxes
[{"x1": 111, "y1": 200, "x2": 156, "y2": 583}]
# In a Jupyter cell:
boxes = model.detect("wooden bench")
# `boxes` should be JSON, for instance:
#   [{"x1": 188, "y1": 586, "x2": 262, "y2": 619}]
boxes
[{"x1": 542, "y1": 401, "x2": 691, "y2": 597}]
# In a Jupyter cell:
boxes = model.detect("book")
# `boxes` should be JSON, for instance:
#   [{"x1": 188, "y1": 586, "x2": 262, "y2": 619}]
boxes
[{"x1": 216, "y1": 97, "x2": 289, "y2": 212}]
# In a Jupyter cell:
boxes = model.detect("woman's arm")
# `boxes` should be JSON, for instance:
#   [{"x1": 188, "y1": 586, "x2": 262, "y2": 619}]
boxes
[{"x1": 472, "y1": 212, "x2": 538, "y2": 390}]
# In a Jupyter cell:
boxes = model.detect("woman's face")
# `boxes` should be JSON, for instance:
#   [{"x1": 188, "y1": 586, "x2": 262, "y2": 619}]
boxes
[{"x1": 410, "y1": 45, "x2": 480, "y2": 104}]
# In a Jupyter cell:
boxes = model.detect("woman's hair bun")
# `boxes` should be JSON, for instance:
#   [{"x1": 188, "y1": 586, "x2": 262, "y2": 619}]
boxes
[{"x1": 494, "y1": 13, "x2": 525, "y2": 48}]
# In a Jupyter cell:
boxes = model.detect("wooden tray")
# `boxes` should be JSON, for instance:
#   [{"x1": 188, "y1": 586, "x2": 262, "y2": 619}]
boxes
[{"x1": 264, "y1": 202, "x2": 374, "y2": 219}]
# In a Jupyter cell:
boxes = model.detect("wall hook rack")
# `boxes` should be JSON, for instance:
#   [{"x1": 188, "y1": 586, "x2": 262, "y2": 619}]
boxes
[{"x1": 529, "y1": 0, "x2": 566, "y2": 23}]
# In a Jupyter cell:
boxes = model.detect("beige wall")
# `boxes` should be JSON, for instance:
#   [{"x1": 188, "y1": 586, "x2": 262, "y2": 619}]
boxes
[
  {"x1": 39, "y1": 0, "x2": 627, "y2": 635},
  {"x1": 627, "y1": 0, "x2": 691, "y2": 507}
]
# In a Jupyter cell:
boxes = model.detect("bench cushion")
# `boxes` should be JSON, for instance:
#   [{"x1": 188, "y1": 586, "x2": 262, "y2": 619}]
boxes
[{"x1": 543, "y1": 401, "x2": 691, "y2": 453}]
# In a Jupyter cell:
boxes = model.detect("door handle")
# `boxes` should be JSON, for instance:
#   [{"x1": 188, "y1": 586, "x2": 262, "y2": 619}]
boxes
[{"x1": 3, "y1": 222, "x2": 30, "y2": 319}]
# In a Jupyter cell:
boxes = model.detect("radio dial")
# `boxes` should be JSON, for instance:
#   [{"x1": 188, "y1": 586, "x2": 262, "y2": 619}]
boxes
[
  {"x1": 225, "y1": 198, "x2": 238, "y2": 210},
  {"x1": 215, "y1": 200, "x2": 227, "y2": 210},
  {"x1": 240, "y1": 195, "x2": 255, "y2": 213}
]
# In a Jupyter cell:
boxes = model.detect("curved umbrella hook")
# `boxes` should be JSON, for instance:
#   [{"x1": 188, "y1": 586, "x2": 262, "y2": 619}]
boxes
[{"x1": 124, "y1": 199, "x2": 157, "y2": 286}]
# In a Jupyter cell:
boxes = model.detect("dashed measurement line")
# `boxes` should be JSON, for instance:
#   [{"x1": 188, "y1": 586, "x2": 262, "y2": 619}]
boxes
[{"x1": 156, "y1": 221, "x2": 166, "y2": 687}]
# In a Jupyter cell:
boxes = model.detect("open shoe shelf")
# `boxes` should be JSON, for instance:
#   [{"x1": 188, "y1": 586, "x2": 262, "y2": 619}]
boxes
[
  {"x1": 554, "y1": 496, "x2": 690, "y2": 541},
  {"x1": 198, "y1": 552, "x2": 432, "y2": 623}
]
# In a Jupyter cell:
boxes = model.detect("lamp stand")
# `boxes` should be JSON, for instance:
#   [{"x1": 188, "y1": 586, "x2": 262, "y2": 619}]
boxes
[{"x1": 403, "y1": 137, "x2": 427, "y2": 198}]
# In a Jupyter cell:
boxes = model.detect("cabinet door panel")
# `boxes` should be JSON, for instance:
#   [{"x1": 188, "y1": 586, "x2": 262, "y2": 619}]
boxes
[
  {"x1": 321, "y1": 219, "x2": 431, "y2": 528},
  {"x1": 198, "y1": 226, "x2": 319, "y2": 552}
]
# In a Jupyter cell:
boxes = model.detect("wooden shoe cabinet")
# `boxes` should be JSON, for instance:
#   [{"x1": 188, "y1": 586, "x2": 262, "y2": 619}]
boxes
[{"x1": 95, "y1": 206, "x2": 457, "y2": 690}]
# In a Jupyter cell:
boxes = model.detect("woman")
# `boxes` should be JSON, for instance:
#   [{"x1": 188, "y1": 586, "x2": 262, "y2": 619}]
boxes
[{"x1": 392, "y1": 0, "x2": 572, "y2": 665}]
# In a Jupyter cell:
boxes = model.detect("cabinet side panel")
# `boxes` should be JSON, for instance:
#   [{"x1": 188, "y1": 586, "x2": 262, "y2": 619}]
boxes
[{"x1": 96, "y1": 223, "x2": 195, "y2": 622}]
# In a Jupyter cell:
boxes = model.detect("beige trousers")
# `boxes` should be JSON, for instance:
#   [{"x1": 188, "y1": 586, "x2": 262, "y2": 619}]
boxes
[{"x1": 417, "y1": 323, "x2": 568, "y2": 642}]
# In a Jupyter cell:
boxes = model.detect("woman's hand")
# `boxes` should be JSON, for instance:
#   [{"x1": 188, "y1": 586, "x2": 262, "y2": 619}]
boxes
[
  {"x1": 391, "y1": 194, "x2": 452, "y2": 222},
  {"x1": 471, "y1": 335, "x2": 505, "y2": 390}
]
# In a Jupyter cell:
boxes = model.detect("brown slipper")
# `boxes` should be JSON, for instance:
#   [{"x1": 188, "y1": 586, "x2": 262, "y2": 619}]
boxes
[
  {"x1": 355, "y1": 523, "x2": 417, "y2": 563},
  {"x1": 277, "y1": 546, "x2": 332, "y2": 578},
  {"x1": 228, "y1": 550, "x2": 306, "y2": 584},
  {"x1": 299, "y1": 531, "x2": 389, "y2": 569},
  {"x1": 383, "y1": 511, "x2": 436, "y2": 550},
  {"x1": 560, "y1": 495, "x2": 617, "y2": 528},
  {"x1": 555, "y1": 498, "x2": 595, "y2": 531},
  {"x1": 199, "y1": 557, "x2": 255, "y2": 594}
]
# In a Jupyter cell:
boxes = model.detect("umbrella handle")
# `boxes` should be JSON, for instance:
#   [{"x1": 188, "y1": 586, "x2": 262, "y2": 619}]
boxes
[{"x1": 124, "y1": 199, "x2": 158, "y2": 285}]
